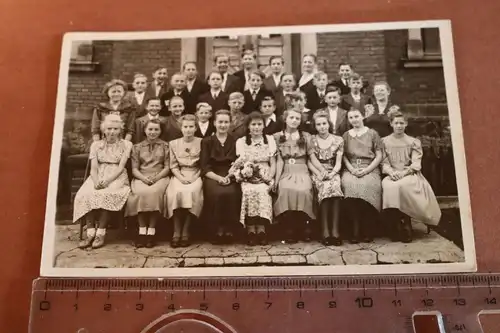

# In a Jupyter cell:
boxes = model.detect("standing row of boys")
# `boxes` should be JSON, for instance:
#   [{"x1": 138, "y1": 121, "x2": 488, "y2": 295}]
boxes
[{"x1": 73, "y1": 50, "x2": 442, "y2": 250}]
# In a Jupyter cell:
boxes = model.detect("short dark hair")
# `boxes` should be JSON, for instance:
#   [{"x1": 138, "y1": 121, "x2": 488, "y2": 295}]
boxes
[
  {"x1": 338, "y1": 62, "x2": 353, "y2": 69},
  {"x1": 182, "y1": 61, "x2": 197, "y2": 70},
  {"x1": 241, "y1": 49, "x2": 257, "y2": 59},
  {"x1": 259, "y1": 96, "x2": 275, "y2": 108},
  {"x1": 145, "y1": 97, "x2": 161, "y2": 105},
  {"x1": 269, "y1": 56, "x2": 284, "y2": 65}
]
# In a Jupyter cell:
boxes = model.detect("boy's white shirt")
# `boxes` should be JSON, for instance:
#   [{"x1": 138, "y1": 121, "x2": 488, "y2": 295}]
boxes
[
  {"x1": 198, "y1": 121, "x2": 209, "y2": 135},
  {"x1": 265, "y1": 113, "x2": 277, "y2": 127},
  {"x1": 135, "y1": 91, "x2": 145, "y2": 105}
]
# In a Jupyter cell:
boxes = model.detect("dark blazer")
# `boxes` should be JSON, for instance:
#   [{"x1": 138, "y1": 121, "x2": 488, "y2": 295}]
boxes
[
  {"x1": 264, "y1": 117, "x2": 284, "y2": 135},
  {"x1": 91, "y1": 101, "x2": 137, "y2": 138},
  {"x1": 263, "y1": 74, "x2": 283, "y2": 94},
  {"x1": 185, "y1": 78, "x2": 209, "y2": 114},
  {"x1": 133, "y1": 115, "x2": 168, "y2": 143},
  {"x1": 298, "y1": 75, "x2": 315, "y2": 95},
  {"x1": 341, "y1": 93, "x2": 372, "y2": 113},
  {"x1": 363, "y1": 101, "x2": 395, "y2": 138},
  {"x1": 233, "y1": 69, "x2": 250, "y2": 92},
  {"x1": 163, "y1": 115, "x2": 183, "y2": 142},
  {"x1": 195, "y1": 121, "x2": 215, "y2": 138},
  {"x1": 274, "y1": 89, "x2": 293, "y2": 118},
  {"x1": 145, "y1": 81, "x2": 169, "y2": 99},
  {"x1": 242, "y1": 88, "x2": 273, "y2": 115},
  {"x1": 125, "y1": 91, "x2": 148, "y2": 117},
  {"x1": 198, "y1": 90, "x2": 229, "y2": 113},
  {"x1": 221, "y1": 73, "x2": 241, "y2": 94},
  {"x1": 228, "y1": 111, "x2": 247, "y2": 139},
  {"x1": 330, "y1": 78, "x2": 370, "y2": 95},
  {"x1": 299, "y1": 110, "x2": 314, "y2": 134},
  {"x1": 160, "y1": 89, "x2": 190, "y2": 117},
  {"x1": 305, "y1": 89, "x2": 328, "y2": 113}
]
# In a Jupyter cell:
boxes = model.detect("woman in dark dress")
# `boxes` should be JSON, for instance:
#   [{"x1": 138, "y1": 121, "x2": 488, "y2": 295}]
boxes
[
  {"x1": 363, "y1": 81, "x2": 397, "y2": 138},
  {"x1": 200, "y1": 110, "x2": 241, "y2": 244}
]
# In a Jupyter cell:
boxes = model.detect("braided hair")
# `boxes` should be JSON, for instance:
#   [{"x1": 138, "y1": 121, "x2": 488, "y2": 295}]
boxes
[{"x1": 244, "y1": 111, "x2": 268, "y2": 146}]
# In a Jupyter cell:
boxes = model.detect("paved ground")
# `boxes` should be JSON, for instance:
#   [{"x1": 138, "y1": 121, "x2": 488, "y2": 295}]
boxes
[{"x1": 53, "y1": 221, "x2": 464, "y2": 268}]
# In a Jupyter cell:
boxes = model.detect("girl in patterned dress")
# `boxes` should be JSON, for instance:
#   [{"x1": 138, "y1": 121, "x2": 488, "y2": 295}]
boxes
[
  {"x1": 273, "y1": 109, "x2": 316, "y2": 243},
  {"x1": 341, "y1": 109, "x2": 383, "y2": 244},
  {"x1": 91, "y1": 79, "x2": 136, "y2": 142},
  {"x1": 308, "y1": 111, "x2": 345, "y2": 246},
  {"x1": 165, "y1": 114, "x2": 203, "y2": 248},
  {"x1": 125, "y1": 119, "x2": 170, "y2": 248},
  {"x1": 381, "y1": 110, "x2": 441, "y2": 243},
  {"x1": 73, "y1": 114, "x2": 133, "y2": 249},
  {"x1": 235, "y1": 112, "x2": 277, "y2": 246}
]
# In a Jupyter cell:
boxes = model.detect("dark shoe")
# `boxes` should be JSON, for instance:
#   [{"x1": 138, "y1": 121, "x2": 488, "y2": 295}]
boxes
[
  {"x1": 321, "y1": 237, "x2": 331, "y2": 246},
  {"x1": 212, "y1": 235, "x2": 224, "y2": 245},
  {"x1": 400, "y1": 217, "x2": 413, "y2": 243},
  {"x1": 304, "y1": 226, "x2": 312, "y2": 242},
  {"x1": 329, "y1": 237, "x2": 343, "y2": 246},
  {"x1": 171, "y1": 237, "x2": 180, "y2": 248},
  {"x1": 247, "y1": 232, "x2": 257, "y2": 246},
  {"x1": 349, "y1": 237, "x2": 360, "y2": 244},
  {"x1": 257, "y1": 232, "x2": 268, "y2": 246},
  {"x1": 145, "y1": 235, "x2": 156, "y2": 248},
  {"x1": 179, "y1": 236, "x2": 191, "y2": 248},
  {"x1": 134, "y1": 235, "x2": 146, "y2": 248}
]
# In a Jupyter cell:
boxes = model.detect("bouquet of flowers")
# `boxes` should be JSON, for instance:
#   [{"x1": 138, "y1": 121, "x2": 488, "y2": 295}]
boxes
[{"x1": 228, "y1": 156, "x2": 271, "y2": 184}]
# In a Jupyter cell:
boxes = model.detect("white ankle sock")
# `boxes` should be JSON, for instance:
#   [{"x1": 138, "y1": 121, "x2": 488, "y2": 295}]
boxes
[
  {"x1": 139, "y1": 227, "x2": 147, "y2": 235},
  {"x1": 96, "y1": 228, "x2": 106, "y2": 236},
  {"x1": 86, "y1": 228, "x2": 96, "y2": 238},
  {"x1": 147, "y1": 228, "x2": 156, "y2": 236}
]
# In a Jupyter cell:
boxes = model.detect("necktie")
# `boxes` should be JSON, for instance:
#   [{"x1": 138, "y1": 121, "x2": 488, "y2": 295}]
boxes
[
  {"x1": 319, "y1": 93, "x2": 325, "y2": 99},
  {"x1": 252, "y1": 91, "x2": 257, "y2": 100},
  {"x1": 213, "y1": 93, "x2": 217, "y2": 100}
]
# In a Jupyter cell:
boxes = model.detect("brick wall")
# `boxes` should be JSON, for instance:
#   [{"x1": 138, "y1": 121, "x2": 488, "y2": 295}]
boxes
[
  {"x1": 316, "y1": 31, "x2": 387, "y2": 84},
  {"x1": 384, "y1": 30, "x2": 448, "y2": 117},
  {"x1": 64, "y1": 39, "x2": 181, "y2": 127}
]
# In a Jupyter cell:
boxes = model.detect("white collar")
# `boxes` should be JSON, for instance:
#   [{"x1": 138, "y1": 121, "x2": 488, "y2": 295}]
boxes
[
  {"x1": 328, "y1": 106, "x2": 339, "y2": 113},
  {"x1": 135, "y1": 91, "x2": 145, "y2": 95},
  {"x1": 198, "y1": 121, "x2": 209, "y2": 131},
  {"x1": 265, "y1": 114, "x2": 276, "y2": 126},
  {"x1": 348, "y1": 127, "x2": 369, "y2": 137},
  {"x1": 211, "y1": 89, "x2": 221, "y2": 96},
  {"x1": 284, "y1": 130, "x2": 300, "y2": 140},
  {"x1": 302, "y1": 108, "x2": 311, "y2": 113},
  {"x1": 148, "y1": 114, "x2": 160, "y2": 120},
  {"x1": 317, "y1": 89, "x2": 326, "y2": 95},
  {"x1": 251, "y1": 88, "x2": 260, "y2": 95}
]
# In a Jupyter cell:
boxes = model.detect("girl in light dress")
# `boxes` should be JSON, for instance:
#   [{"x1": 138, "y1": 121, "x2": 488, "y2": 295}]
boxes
[
  {"x1": 235, "y1": 112, "x2": 276, "y2": 246},
  {"x1": 381, "y1": 110, "x2": 441, "y2": 243},
  {"x1": 308, "y1": 111, "x2": 345, "y2": 246},
  {"x1": 273, "y1": 109, "x2": 316, "y2": 243},
  {"x1": 341, "y1": 108, "x2": 383, "y2": 244},
  {"x1": 125, "y1": 119, "x2": 170, "y2": 248},
  {"x1": 73, "y1": 114, "x2": 133, "y2": 249},
  {"x1": 165, "y1": 114, "x2": 203, "y2": 248}
]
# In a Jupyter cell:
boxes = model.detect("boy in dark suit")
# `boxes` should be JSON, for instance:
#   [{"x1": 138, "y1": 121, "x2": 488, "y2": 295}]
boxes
[
  {"x1": 146, "y1": 66, "x2": 169, "y2": 98},
  {"x1": 306, "y1": 71, "x2": 329, "y2": 113},
  {"x1": 341, "y1": 73, "x2": 372, "y2": 113},
  {"x1": 126, "y1": 73, "x2": 149, "y2": 117},
  {"x1": 274, "y1": 73, "x2": 297, "y2": 118},
  {"x1": 194, "y1": 102, "x2": 215, "y2": 138},
  {"x1": 160, "y1": 73, "x2": 190, "y2": 117},
  {"x1": 183, "y1": 61, "x2": 209, "y2": 114},
  {"x1": 134, "y1": 97, "x2": 168, "y2": 143},
  {"x1": 260, "y1": 96, "x2": 283, "y2": 135},
  {"x1": 214, "y1": 54, "x2": 241, "y2": 94},
  {"x1": 242, "y1": 70, "x2": 273, "y2": 114},
  {"x1": 331, "y1": 62, "x2": 370, "y2": 95},
  {"x1": 263, "y1": 56, "x2": 284, "y2": 94},
  {"x1": 233, "y1": 49, "x2": 258, "y2": 92},
  {"x1": 198, "y1": 71, "x2": 229, "y2": 112},
  {"x1": 320, "y1": 86, "x2": 349, "y2": 136}
]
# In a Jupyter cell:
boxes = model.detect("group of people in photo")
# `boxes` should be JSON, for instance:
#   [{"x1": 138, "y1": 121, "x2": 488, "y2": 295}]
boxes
[{"x1": 72, "y1": 49, "x2": 442, "y2": 251}]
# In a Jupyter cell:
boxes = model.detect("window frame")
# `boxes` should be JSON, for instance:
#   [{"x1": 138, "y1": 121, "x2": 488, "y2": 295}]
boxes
[
  {"x1": 403, "y1": 28, "x2": 443, "y2": 68},
  {"x1": 69, "y1": 41, "x2": 99, "y2": 73}
]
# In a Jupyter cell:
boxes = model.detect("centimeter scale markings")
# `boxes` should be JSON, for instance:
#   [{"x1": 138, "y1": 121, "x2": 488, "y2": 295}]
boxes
[{"x1": 30, "y1": 274, "x2": 500, "y2": 333}]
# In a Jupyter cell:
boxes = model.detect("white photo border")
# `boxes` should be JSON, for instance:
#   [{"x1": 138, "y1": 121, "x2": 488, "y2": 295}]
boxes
[{"x1": 40, "y1": 19, "x2": 477, "y2": 277}]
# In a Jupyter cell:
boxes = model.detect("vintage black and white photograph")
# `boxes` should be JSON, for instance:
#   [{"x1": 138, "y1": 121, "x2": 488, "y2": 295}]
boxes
[{"x1": 40, "y1": 20, "x2": 476, "y2": 277}]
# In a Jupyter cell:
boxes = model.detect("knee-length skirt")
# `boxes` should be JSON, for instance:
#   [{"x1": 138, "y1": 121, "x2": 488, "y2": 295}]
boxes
[
  {"x1": 341, "y1": 168, "x2": 382, "y2": 211},
  {"x1": 274, "y1": 164, "x2": 316, "y2": 219},
  {"x1": 382, "y1": 172, "x2": 441, "y2": 226},
  {"x1": 239, "y1": 182, "x2": 273, "y2": 225},
  {"x1": 125, "y1": 177, "x2": 170, "y2": 217},
  {"x1": 312, "y1": 163, "x2": 344, "y2": 203},
  {"x1": 165, "y1": 169, "x2": 203, "y2": 218},
  {"x1": 204, "y1": 178, "x2": 241, "y2": 225},
  {"x1": 72, "y1": 168, "x2": 130, "y2": 223}
]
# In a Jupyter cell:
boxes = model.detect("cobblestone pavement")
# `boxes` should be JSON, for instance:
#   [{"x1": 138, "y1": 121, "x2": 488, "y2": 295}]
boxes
[{"x1": 52, "y1": 221, "x2": 464, "y2": 268}]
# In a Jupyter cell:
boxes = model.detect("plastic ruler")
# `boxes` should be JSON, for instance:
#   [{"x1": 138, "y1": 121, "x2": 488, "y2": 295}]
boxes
[{"x1": 29, "y1": 274, "x2": 500, "y2": 332}]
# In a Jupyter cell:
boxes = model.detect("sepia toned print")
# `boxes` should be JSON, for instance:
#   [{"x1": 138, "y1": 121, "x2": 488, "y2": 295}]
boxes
[{"x1": 40, "y1": 20, "x2": 476, "y2": 277}]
